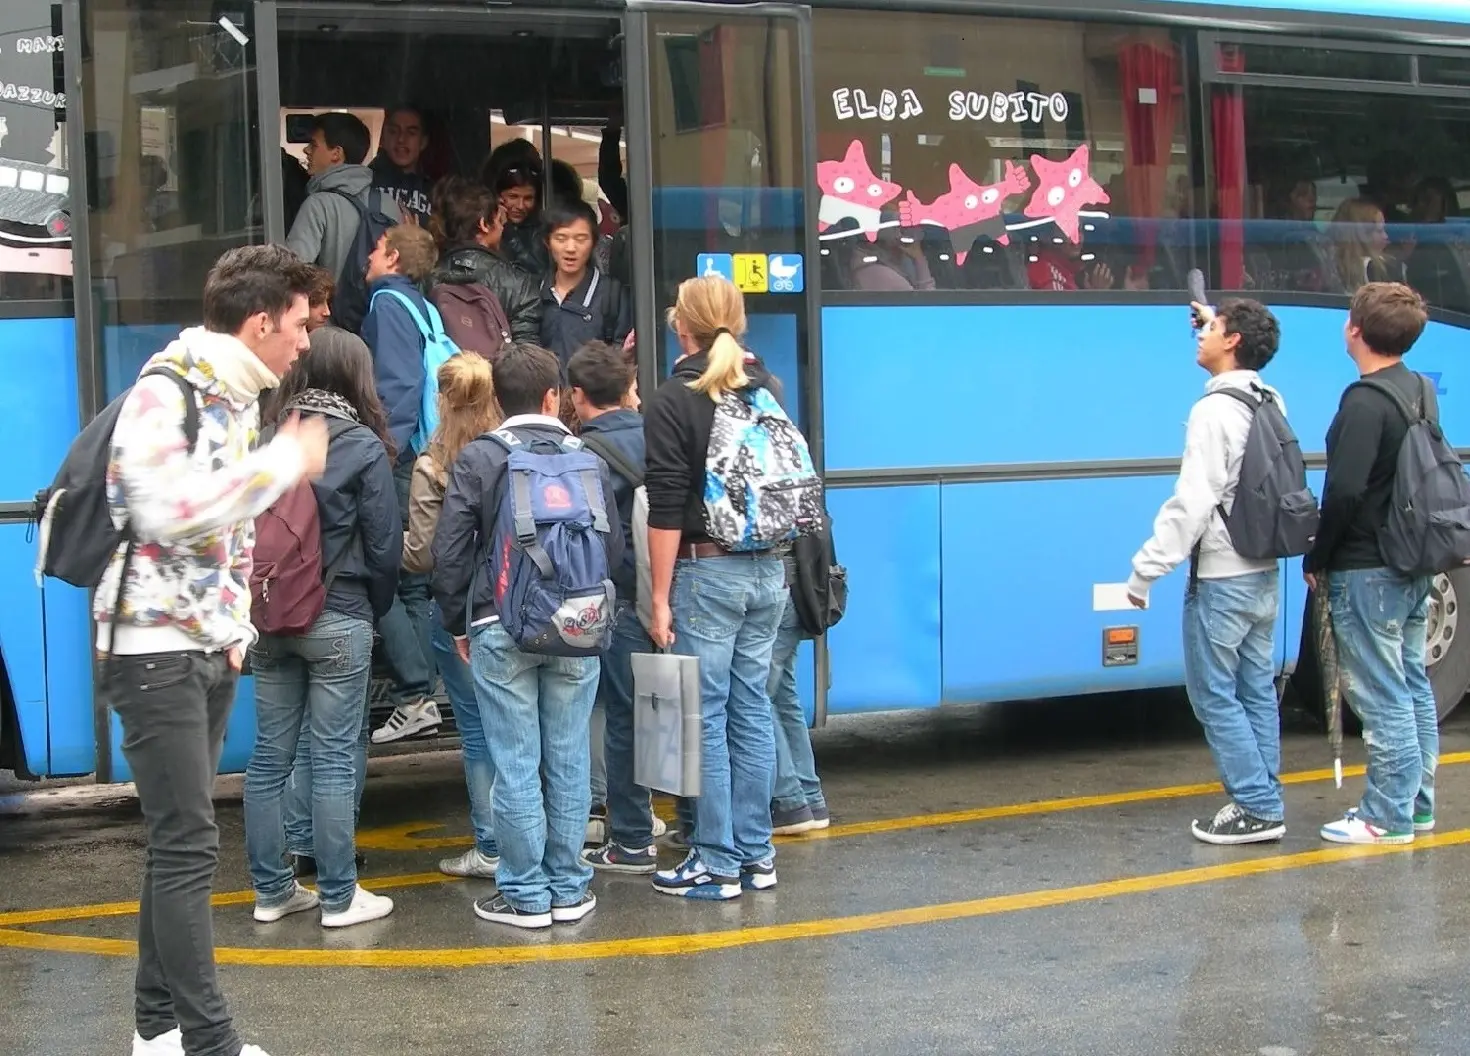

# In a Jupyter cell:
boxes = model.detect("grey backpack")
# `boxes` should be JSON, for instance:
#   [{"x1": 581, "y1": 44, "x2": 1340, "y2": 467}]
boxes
[
  {"x1": 1354, "y1": 374, "x2": 1470, "y2": 578},
  {"x1": 1214, "y1": 386, "x2": 1319, "y2": 559}
]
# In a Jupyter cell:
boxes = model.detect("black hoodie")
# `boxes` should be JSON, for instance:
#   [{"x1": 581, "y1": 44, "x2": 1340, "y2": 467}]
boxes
[
  {"x1": 643, "y1": 350, "x2": 776, "y2": 543},
  {"x1": 369, "y1": 155, "x2": 433, "y2": 224}
]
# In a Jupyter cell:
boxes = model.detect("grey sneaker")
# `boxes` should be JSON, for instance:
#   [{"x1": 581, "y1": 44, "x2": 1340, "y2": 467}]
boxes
[{"x1": 439, "y1": 847, "x2": 499, "y2": 879}]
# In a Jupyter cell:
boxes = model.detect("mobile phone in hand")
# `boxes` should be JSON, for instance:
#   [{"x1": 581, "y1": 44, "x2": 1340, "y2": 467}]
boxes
[{"x1": 1187, "y1": 268, "x2": 1208, "y2": 329}]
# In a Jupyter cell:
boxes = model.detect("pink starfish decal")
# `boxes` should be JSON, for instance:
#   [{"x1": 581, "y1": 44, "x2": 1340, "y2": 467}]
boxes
[
  {"x1": 899, "y1": 161, "x2": 1030, "y2": 263},
  {"x1": 817, "y1": 140, "x2": 902, "y2": 242},
  {"x1": 1023, "y1": 145, "x2": 1109, "y2": 244}
]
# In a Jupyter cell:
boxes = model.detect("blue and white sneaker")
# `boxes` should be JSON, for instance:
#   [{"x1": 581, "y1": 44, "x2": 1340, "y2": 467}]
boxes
[
  {"x1": 740, "y1": 857, "x2": 777, "y2": 891},
  {"x1": 651, "y1": 851, "x2": 740, "y2": 900},
  {"x1": 1320, "y1": 808, "x2": 1414, "y2": 846}
]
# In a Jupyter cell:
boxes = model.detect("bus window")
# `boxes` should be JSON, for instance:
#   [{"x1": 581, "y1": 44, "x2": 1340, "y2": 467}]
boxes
[{"x1": 811, "y1": 10, "x2": 1196, "y2": 295}]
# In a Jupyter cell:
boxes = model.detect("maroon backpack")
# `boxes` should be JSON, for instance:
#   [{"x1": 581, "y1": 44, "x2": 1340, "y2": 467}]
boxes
[
  {"x1": 250, "y1": 480, "x2": 333, "y2": 636},
  {"x1": 429, "y1": 282, "x2": 512, "y2": 361}
]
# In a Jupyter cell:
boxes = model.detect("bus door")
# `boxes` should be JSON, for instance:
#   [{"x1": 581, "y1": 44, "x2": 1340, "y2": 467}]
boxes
[{"x1": 622, "y1": 2, "x2": 830, "y2": 722}]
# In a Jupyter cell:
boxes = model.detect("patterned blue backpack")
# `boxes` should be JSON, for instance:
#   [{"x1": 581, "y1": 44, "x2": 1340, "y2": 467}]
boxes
[
  {"x1": 703, "y1": 385, "x2": 823, "y2": 551},
  {"x1": 485, "y1": 430, "x2": 616, "y2": 656}
]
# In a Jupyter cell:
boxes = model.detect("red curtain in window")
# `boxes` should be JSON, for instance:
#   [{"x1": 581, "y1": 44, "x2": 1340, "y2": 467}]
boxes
[
  {"x1": 1119, "y1": 41, "x2": 1179, "y2": 270},
  {"x1": 1212, "y1": 45, "x2": 1248, "y2": 289}
]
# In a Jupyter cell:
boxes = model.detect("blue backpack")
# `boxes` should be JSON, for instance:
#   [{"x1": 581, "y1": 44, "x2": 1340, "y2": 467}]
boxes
[
  {"x1": 369, "y1": 286, "x2": 460, "y2": 455},
  {"x1": 484, "y1": 429, "x2": 616, "y2": 656}
]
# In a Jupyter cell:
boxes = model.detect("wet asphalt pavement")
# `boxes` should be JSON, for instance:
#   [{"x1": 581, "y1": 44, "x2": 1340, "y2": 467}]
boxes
[{"x1": 1, "y1": 691, "x2": 1467, "y2": 1056}]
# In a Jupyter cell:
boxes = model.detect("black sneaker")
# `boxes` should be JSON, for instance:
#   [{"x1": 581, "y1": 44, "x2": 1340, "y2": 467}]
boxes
[
  {"x1": 473, "y1": 894, "x2": 552, "y2": 929},
  {"x1": 771, "y1": 803, "x2": 818, "y2": 835},
  {"x1": 583, "y1": 841, "x2": 659, "y2": 874},
  {"x1": 1191, "y1": 802, "x2": 1285, "y2": 846},
  {"x1": 290, "y1": 852, "x2": 366, "y2": 878},
  {"x1": 550, "y1": 892, "x2": 598, "y2": 923}
]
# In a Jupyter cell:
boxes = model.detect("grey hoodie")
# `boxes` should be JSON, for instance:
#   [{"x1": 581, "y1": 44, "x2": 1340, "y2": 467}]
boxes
[{"x1": 285, "y1": 163, "x2": 403, "y2": 281}]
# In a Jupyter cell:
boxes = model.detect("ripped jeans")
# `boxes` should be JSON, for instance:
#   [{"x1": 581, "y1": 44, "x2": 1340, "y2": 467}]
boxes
[{"x1": 1328, "y1": 568, "x2": 1439, "y2": 834}]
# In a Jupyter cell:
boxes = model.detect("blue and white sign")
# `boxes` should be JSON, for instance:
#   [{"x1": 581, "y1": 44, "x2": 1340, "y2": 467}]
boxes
[
  {"x1": 696, "y1": 253, "x2": 734, "y2": 281},
  {"x1": 767, "y1": 253, "x2": 804, "y2": 293}
]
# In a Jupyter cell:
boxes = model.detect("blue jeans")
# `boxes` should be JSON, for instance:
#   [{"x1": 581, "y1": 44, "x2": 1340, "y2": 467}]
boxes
[
  {"x1": 1182, "y1": 570, "x2": 1284, "y2": 822},
  {"x1": 672, "y1": 554, "x2": 786, "y2": 877},
  {"x1": 769, "y1": 594, "x2": 826, "y2": 814},
  {"x1": 244, "y1": 611, "x2": 373, "y2": 912},
  {"x1": 600, "y1": 603, "x2": 656, "y2": 849},
  {"x1": 430, "y1": 605, "x2": 497, "y2": 858},
  {"x1": 1328, "y1": 568, "x2": 1439, "y2": 833},
  {"x1": 380, "y1": 459, "x2": 435, "y2": 705},
  {"x1": 471, "y1": 620, "x2": 599, "y2": 913}
]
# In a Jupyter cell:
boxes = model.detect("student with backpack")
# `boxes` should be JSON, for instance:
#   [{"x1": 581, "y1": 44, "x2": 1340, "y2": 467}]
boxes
[
  {"x1": 361, "y1": 223, "x2": 453, "y2": 745},
  {"x1": 643, "y1": 275, "x2": 824, "y2": 898},
  {"x1": 427, "y1": 176, "x2": 542, "y2": 351},
  {"x1": 567, "y1": 341, "x2": 668, "y2": 871},
  {"x1": 431, "y1": 342, "x2": 624, "y2": 929},
  {"x1": 243, "y1": 326, "x2": 403, "y2": 929},
  {"x1": 41, "y1": 245, "x2": 328, "y2": 1056},
  {"x1": 285, "y1": 112, "x2": 401, "y2": 334},
  {"x1": 403, "y1": 353, "x2": 504, "y2": 880},
  {"x1": 1305, "y1": 282, "x2": 1468, "y2": 845},
  {"x1": 1127, "y1": 298, "x2": 1313, "y2": 846}
]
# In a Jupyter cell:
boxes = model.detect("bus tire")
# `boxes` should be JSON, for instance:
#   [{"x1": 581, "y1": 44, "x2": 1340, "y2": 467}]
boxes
[{"x1": 1288, "y1": 571, "x2": 1470, "y2": 726}]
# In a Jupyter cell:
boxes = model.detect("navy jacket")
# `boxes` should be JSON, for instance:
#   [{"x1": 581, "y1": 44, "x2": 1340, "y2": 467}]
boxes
[
  {"x1": 362, "y1": 274, "x2": 428, "y2": 462},
  {"x1": 577, "y1": 408, "x2": 644, "y2": 595},
  {"x1": 539, "y1": 267, "x2": 632, "y2": 372},
  {"x1": 431, "y1": 416, "x2": 626, "y2": 637}
]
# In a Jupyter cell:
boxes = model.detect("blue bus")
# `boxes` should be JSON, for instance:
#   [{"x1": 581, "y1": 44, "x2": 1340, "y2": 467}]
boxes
[{"x1": 4, "y1": 0, "x2": 1470, "y2": 782}]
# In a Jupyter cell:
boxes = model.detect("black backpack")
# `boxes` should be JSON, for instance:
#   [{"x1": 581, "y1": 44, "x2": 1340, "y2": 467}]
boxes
[
  {"x1": 34, "y1": 366, "x2": 201, "y2": 590},
  {"x1": 328, "y1": 187, "x2": 397, "y2": 334},
  {"x1": 792, "y1": 509, "x2": 848, "y2": 639},
  {"x1": 1353, "y1": 373, "x2": 1470, "y2": 578},
  {"x1": 1212, "y1": 386, "x2": 1319, "y2": 560}
]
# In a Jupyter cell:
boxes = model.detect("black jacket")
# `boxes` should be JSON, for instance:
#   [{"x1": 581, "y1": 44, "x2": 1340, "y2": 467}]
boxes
[
  {"x1": 310, "y1": 416, "x2": 403, "y2": 623},
  {"x1": 1305, "y1": 361, "x2": 1422, "y2": 573},
  {"x1": 430, "y1": 418, "x2": 626, "y2": 636},
  {"x1": 578, "y1": 408, "x2": 645, "y2": 595},
  {"x1": 643, "y1": 350, "x2": 777, "y2": 543},
  {"x1": 539, "y1": 267, "x2": 632, "y2": 371},
  {"x1": 501, "y1": 218, "x2": 549, "y2": 277},
  {"x1": 431, "y1": 243, "x2": 542, "y2": 343}
]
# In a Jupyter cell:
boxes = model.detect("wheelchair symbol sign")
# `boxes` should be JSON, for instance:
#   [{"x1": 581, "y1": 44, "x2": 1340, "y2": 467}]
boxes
[{"x1": 696, "y1": 254, "x2": 734, "y2": 281}]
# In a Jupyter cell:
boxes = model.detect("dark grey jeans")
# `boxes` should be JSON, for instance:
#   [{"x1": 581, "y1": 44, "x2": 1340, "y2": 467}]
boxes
[{"x1": 108, "y1": 650, "x2": 242, "y2": 1056}]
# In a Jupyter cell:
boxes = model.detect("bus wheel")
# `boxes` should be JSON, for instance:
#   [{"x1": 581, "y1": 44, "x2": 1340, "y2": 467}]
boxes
[{"x1": 1426, "y1": 570, "x2": 1470, "y2": 721}]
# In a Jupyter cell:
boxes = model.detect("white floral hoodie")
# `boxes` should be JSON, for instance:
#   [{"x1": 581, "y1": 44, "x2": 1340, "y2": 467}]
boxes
[{"x1": 93, "y1": 328, "x2": 305, "y2": 655}]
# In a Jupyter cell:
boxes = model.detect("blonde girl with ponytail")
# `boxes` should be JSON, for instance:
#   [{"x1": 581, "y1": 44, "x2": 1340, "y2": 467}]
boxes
[
  {"x1": 640, "y1": 274, "x2": 790, "y2": 899},
  {"x1": 400, "y1": 353, "x2": 503, "y2": 880}
]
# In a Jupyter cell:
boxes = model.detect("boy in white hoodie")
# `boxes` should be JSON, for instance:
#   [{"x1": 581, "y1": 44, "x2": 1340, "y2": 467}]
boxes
[
  {"x1": 102, "y1": 245, "x2": 329, "y2": 1056},
  {"x1": 1126, "y1": 298, "x2": 1288, "y2": 847}
]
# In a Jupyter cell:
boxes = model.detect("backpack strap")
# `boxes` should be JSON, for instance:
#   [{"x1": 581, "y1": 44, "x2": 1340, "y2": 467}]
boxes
[
  {"x1": 579, "y1": 432, "x2": 644, "y2": 488},
  {"x1": 1188, "y1": 385, "x2": 1263, "y2": 594},
  {"x1": 370, "y1": 286, "x2": 440, "y2": 340},
  {"x1": 1351, "y1": 374, "x2": 1433, "y2": 425}
]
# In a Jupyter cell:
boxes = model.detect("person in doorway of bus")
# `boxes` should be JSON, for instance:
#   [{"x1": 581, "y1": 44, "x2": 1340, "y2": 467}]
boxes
[
  {"x1": 361, "y1": 224, "x2": 445, "y2": 746},
  {"x1": 428, "y1": 176, "x2": 542, "y2": 342},
  {"x1": 370, "y1": 105, "x2": 434, "y2": 226},
  {"x1": 1125, "y1": 298, "x2": 1289, "y2": 847},
  {"x1": 493, "y1": 162, "x2": 550, "y2": 276},
  {"x1": 245, "y1": 326, "x2": 402, "y2": 930},
  {"x1": 305, "y1": 266, "x2": 334, "y2": 332},
  {"x1": 403, "y1": 353, "x2": 504, "y2": 880},
  {"x1": 286, "y1": 112, "x2": 402, "y2": 284},
  {"x1": 100, "y1": 245, "x2": 327, "y2": 1056},
  {"x1": 431, "y1": 342, "x2": 623, "y2": 929},
  {"x1": 643, "y1": 275, "x2": 788, "y2": 899},
  {"x1": 567, "y1": 341, "x2": 668, "y2": 869},
  {"x1": 1304, "y1": 282, "x2": 1439, "y2": 846},
  {"x1": 539, "y1": 200, "x2": 632, "y2": 374}
]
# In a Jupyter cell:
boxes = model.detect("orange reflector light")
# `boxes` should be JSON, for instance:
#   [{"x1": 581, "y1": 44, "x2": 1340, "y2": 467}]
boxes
[{"x1": 1106, "y1": 627, "x2": 1137, "y2": 645}]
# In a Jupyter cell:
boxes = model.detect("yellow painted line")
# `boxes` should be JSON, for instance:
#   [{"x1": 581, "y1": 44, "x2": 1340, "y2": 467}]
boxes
[
  {"x1": 1, "y1": 829, "x2": 1465, "y2": 968},
  {"x1": 355, "y1": 751, "x2": 1470, "y2": 852}
]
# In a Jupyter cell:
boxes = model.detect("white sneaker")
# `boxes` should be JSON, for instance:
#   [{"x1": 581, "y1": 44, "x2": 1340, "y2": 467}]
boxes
[
  {"x1": 240, "y1": 1047, "x2": 276, "y2": 1056},
  {"x1": 371, "y1": 698, "x2": 441, "y2": 744},
  {"x1": 585, "y1": 811, "x2": 607, "y2": 846},
  {"x1": 132, "y1": 1028, "x2": 183, "y2": 1055},
  {"x1": 320, "y1": 886, "x2": 395, "y2": 928},
  {"x1": 1320, "y1": 809, "x2": 1414, "y2": 846},
  {"x1": 651, "y1": 815, "x2": 668, "y2": 839},
  {"x1": 252, "y1": 882, "x2": 319, "y2": 923},
  {"x1": 439, "y1": 847, "x2": 499, "y2": 879}
]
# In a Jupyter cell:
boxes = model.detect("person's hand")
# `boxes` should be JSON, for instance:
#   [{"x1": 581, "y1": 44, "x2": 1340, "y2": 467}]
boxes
[
  {"x1": 1191, "y1": 300, "x2": 1216, "y2": 331},
  {"x1": 1123, "y1": 265, "x2": 1149, "y2": 291},
  {"x1": 455, "y1": 636, "x2": 470, "y2": 665},
  {"x1": 279, "y1": 412, "x2": 329, "y2": 480},
  {"x1": 650, "y1": 597, "x2": 675, "y2": 649},
  {"x1": 226, "y1": 646, "x2": 244, "y2": 672},
  {"x1": 1083, "y1": 263, "x2": 1114, "y2": 290},
  {"x1": 1127, "y1": 592, "x2": 1147, "y2": 610},
  {"x1": 1304, "y1": 571, "x2": 1318, "y2": 593}
]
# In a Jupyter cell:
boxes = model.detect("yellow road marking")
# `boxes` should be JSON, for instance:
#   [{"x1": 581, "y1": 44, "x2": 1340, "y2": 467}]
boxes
[
  {"x1": 1, "y1": 830, "x2": 1464, "y2": 968},
  {"x1": 355, "y1": 751, "x2": 1470, "y2": 852}
]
